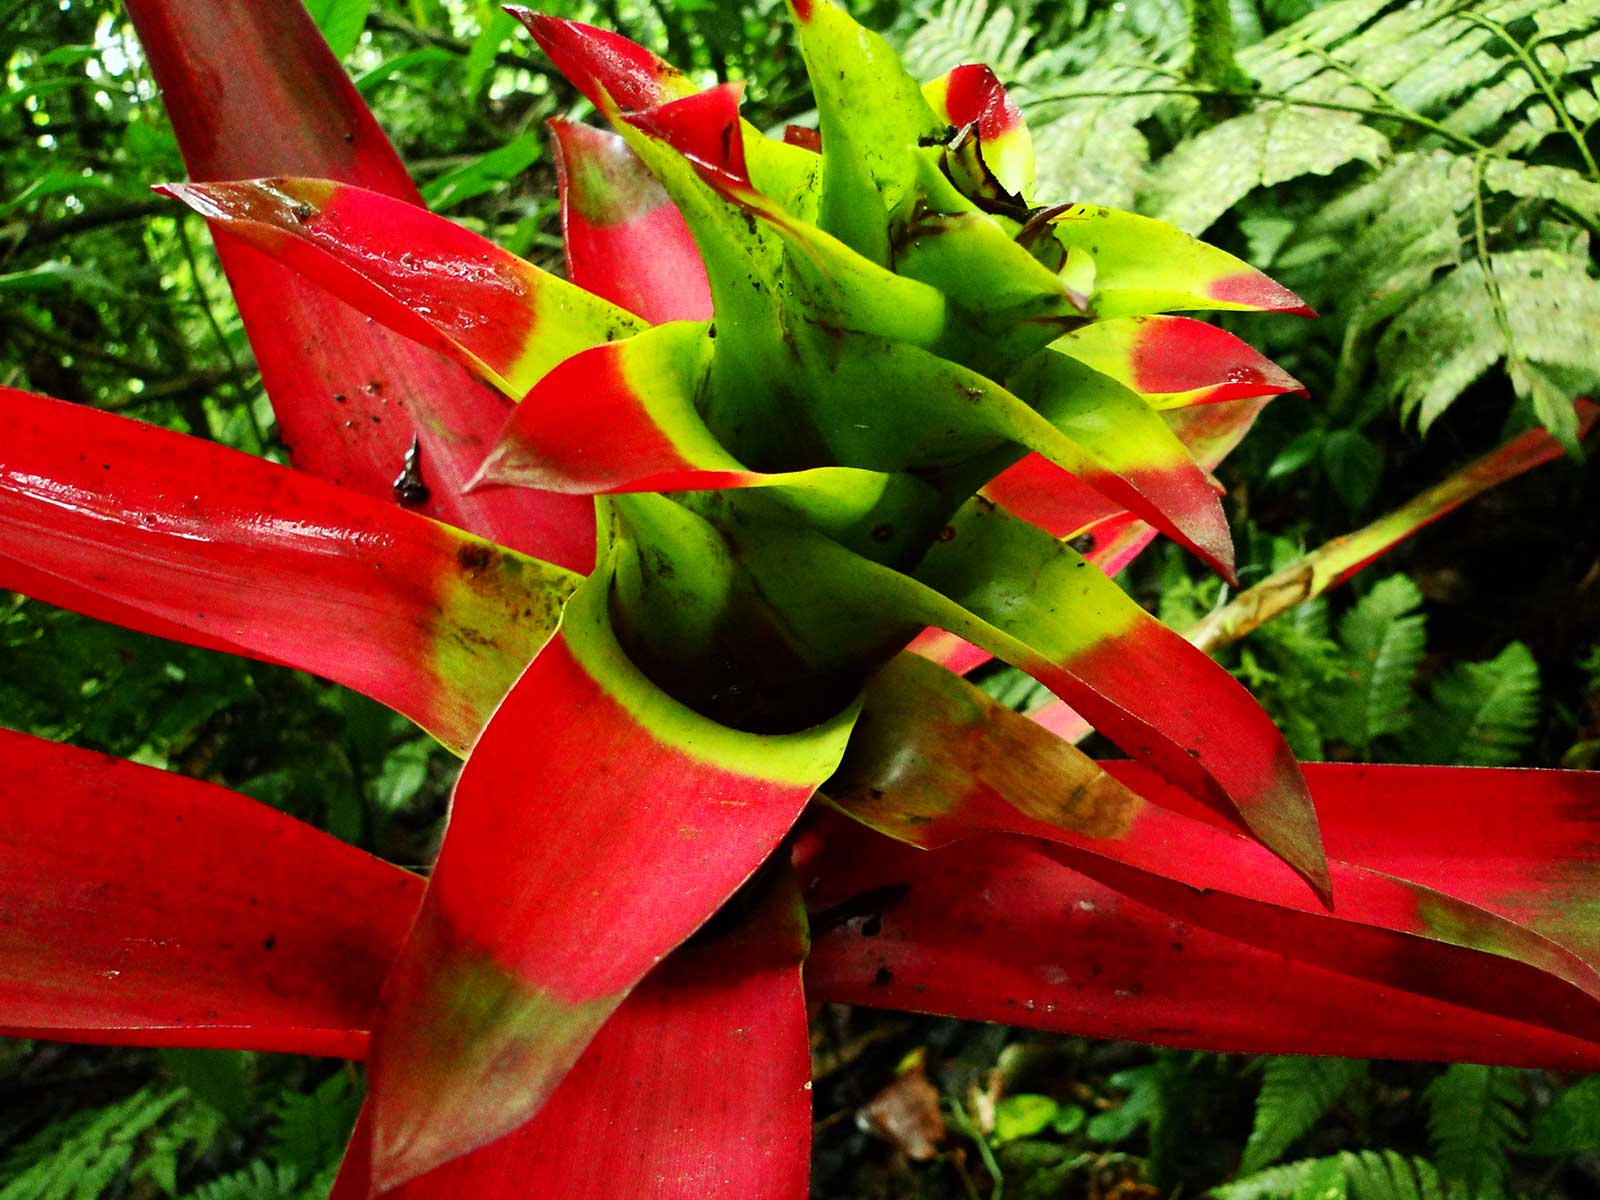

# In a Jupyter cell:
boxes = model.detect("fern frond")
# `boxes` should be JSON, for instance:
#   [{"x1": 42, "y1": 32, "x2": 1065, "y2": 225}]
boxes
[
  {"x1": 1241, "y1": 1057, "x2": 1369, "y2": 1175},
  {"x1": 1379, "y1": 249, "x2": 1600, "y2": 440},
  {"x1": 1404, "y1": 641, "x2": 1541, "y2": 766},
  {"x1": 1213, "y1": 1155, "x2": 1343, "y2": 1200},
  {"x1": 0, "y1": 1087, "x2": 186, "y2": 1200},
  {"x1": 1527, "y1": 1075, "x2": 1600, "y2": 1156},
  {"x1": 1319, "y1": 576, "x2": 1426, "y2": 753},
  {"x1": 1146, "y1": 104, "x2": 1390, "y2": 234},
  {"x1": 1342, "y1": 1150, "x2": 1452, "y2": 1200},
  {"x1": 1008, "y1": 0, "x2": 1600, "y2": 437},
  {"x1": 1424, "y1": 1065, "x2": 1524, "y2": 1199},
  {"x1": 268, "y1": 1072, "x2": 361, "y2": 1182},
  {"x1": 183, "y1": 1161, "x2": 301, "y2": 1200}
]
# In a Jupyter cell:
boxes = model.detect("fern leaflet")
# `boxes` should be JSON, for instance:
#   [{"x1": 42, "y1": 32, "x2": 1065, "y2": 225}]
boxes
[
  {"x1": 1424, "y1": 1064, "x2": 1524, "y2": 1199},
  {"x1": 1241, "y1": 1056, "x2": 1369, "y2": 1175},
  {"x1": 1403, "y1": 641, "x2": 1540, "y2": 766},
  {"x1": 1318, "y1": 576, "x2": 1426, "y2": 753}
]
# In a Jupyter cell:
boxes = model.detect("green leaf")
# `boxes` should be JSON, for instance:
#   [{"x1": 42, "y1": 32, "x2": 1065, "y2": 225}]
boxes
[
  {"x1": 1320, "y1": 430, "x2": 1381, "y2": 511},
  {"x1": 1320, "y1": 575, "x2": 1426, "y2": 752},
  {"x1": 158, "y1": 1049, "x2": 251, "y2": 1125},
  {"x1": 304, "y1": 0, "x2": 371, "y2": 60},
  {"x1": 419, "y1": 133, "x2": 543, "y2": 212},
  {"x1": 1087, "y1": 1064, "x2": 1165, "y2": 1144},
  {"x1": 1527, "y1": 1075, "x2": 1600, "y2": 1155},
  {"x1": 0, "y1": 1086, "x2": 186, "y2": 1200},
  {"x1": 1241, "y1": 1057, "x2": 1368, "y2": 1175},
  {"x1": 465, "y1": 6, "x2": 516, "y2": 93},
  {"x1": 994, "y1": 1094, "x2": 1060, "y2": 1143},
  {"x1": 269, "y1": 1072, "x2": 362, "y2": 1181},
  {"x1": 182, "y1": 1162, "x2": 301, "y2": 1200},
  {"x1": 1213, "y1": 1156, "x2": 1348, "y2": 1200},
  {"x1": 352, "y1": 46, "x2": 456, "y2": 92},
  {"x1": 1424, "y1": 1064, "x2": 1523, "y2": 1199},
  {"x1": 1404, "y1": 642, "x2": 1541, "y2": 767}
]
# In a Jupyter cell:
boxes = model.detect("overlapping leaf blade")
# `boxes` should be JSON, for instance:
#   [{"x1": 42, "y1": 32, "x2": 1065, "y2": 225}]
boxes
[
  {"x1": 829, "y1": 657, "x2": 1600, "y2": 1034},
  {"x1": 335, "y1": 875, "x2": 811, "y2": 1199},
  {"x1": 0, "y1": 729, "x2": 418, "y2": 1058},
  {"x1": 361, "y1": 571, "x2": 855, "y2": 1188},
  {"x1": 124, "y1": 0, "x2": 597, "y2": 569},
  {"x1": 0, "y1": 387, "x2": 574, "y2": 755},
  {"x1": 157, "y1": 178, "x2": 645, "y2": 402}
]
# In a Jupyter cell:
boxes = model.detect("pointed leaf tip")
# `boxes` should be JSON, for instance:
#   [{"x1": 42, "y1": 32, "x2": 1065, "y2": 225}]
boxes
[
  {"x1": 1209, "y1": 270, "x2": 1316, "y2": 316},
  {"x1": 511, "y1": 9, "x2": 696, "y2": 113},
  {"x1": 624, "y1": 83, "x2": 752, "y2": 192}
]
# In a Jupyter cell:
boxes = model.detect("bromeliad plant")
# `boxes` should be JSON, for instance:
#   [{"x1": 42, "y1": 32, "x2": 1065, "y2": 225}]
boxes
[{"x1": 3, "y1": 0, "x2": 1599, "y2": 1195}]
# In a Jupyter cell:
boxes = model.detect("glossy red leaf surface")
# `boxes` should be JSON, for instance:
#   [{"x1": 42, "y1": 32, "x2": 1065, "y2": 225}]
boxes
[
  {"x1": 0, "y1": 729, "x2": 418, "y2": 1058},
  {"x1": 473, "y1": 321, "x2": 768, "y2": 495},
  {"x1": 158, "y1": 179, "x2": 644, "y2": 403},
  {"x1": 363, "y1": 575, "x2": 853, "y2": 1189},
  {"x1": 550, "y1": 119, "x2": 712, "y2": 324},
  {"x1": 824, "y1": 660, "x2": 1600, "y2": 1045},
  {"x1": 335, "y1": 878, "x2": 811, "y2": 1199},
  {"x1": 124, "y1": 0, "x2": 596, "y2": 570},
  {"x1": 907, "y1": 506, "x2": 1328, "y2": 895},
  {"x1": 1055, "y1": 315, "x2": 1305, "y2": 409},
  {"x1": 802, "y1": 823, "x2": 1600, "y2": 1070},
  {"x1": 0, "y1": 387, "x2": 576, "y2": 755},
  {"x1": 511, "y1": 10, "x2": 699, "y2": 112}
]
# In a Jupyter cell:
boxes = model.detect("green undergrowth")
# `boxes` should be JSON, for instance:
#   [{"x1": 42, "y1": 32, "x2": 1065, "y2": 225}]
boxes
[
  {"x1": 808, "y1": 1023, "x2": 1600, "y2": 1199},
  {"x1": 3, "y1": 0, "x2": 1598, "y2": 1197},
  {"x1": 900, "y1": 0, "x2": 1600, "y2": 457},
  {"x1": 0, "y1": 1049, "x2": 358, "y2": 1200}
]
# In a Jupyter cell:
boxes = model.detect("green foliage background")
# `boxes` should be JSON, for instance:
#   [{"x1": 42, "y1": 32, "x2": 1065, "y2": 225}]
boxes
[{"x1": 1, "y1": 0, "x2": 1597, "y2": 1196}]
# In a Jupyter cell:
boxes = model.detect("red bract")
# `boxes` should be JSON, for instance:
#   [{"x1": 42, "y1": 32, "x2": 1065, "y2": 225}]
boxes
[{"x1": 2, "y1": 1, "x2": 1598, "y2": 1196}]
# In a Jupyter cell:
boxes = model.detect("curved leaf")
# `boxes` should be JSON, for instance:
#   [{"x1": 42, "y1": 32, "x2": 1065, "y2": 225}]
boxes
[
  {"x1": 830, "y1": 657, "x2": 1600, "y2": 1034},
  {"x1": 0, "y1": 729, "x2": 418, "y2": 1058},
  {"x1": 158, "y1": 178, "x2": 645, "y2": 401},
  {"x1": 802, "y1": 821, "x2": 1600, "y2": 1070},
  {"x1": 1048, "y1": 204, "x2": 1314, "y2": 318},
  {"x1": 0, "y1": 387, "x2": 576, "y2": 755},
  {"x1": 921, "y1": 63, "x2": 1034, "y2": 199},
  {"x1": 362, "y1": 570, "x2": 855, "y2": 1189},
  {"x1": 125, "y1": 0, "x2": 596, "y2": 569},
  {"x1": 549, "y1": 118, "x2": 711, "y2": 324},
  {"x1": 734, "y1": 511, "x2": 1328, "y2": 895},
  {"x1": 1053, "y1": 315, "x2": 1305, "y2": 410},
  {"x1": 334, "y1": 874, "x2": 810, "y2": 1199}
]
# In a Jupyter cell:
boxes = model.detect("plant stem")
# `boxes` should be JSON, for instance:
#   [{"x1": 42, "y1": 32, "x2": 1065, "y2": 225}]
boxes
[{"x1": 1185, "y1": 409, "x2": 1595, "y2": 652}]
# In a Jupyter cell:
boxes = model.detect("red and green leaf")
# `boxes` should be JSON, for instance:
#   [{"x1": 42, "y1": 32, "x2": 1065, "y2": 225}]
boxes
[
  {"x1": 550, "y1": 118, "x2": 712, "y2": 324},
  {"x1": 335, "y1": 873, "x2": 811, "y2": 1199},
  {"x1": 472, "y1": 321, "x2": 753, "y2": 494},
  {"x1": 361, "y1": 571, "x2": 854, "y2": 1189},
  {"x1": 829, "y1": 657, "x2": 1600, "y2": 1031},
  {"x1": 1053, "y1": 315, "x2": 1305, "y2": 409},
  {"x1": 802, "y1": 820, "x2": 1600, "y2": 1070},
  {"x1": 158, "y1": 178, "x2": 644, "y2": 402},
  {"x1": 733, "y1": 515, "x2": 1327, "y2": 894},
  {"x1": 1009, "y1": 348, "x2": 1238, "y2": 581},
  {"x1": 921, "y1": 64, "x2": 1034, "y2": 199},
  {"x1": 124, "y1": 0, "x2": 596, "y2": 570},
  {"x1": 0, "y1": 729, "x2": 418, "y2": 1058},
  {"x1": 0, "y1": 387, "x2": 575, "y2": 755},
  {"x1": 1047, "y1": 204, "x2": 1315, "y2": 318}
]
